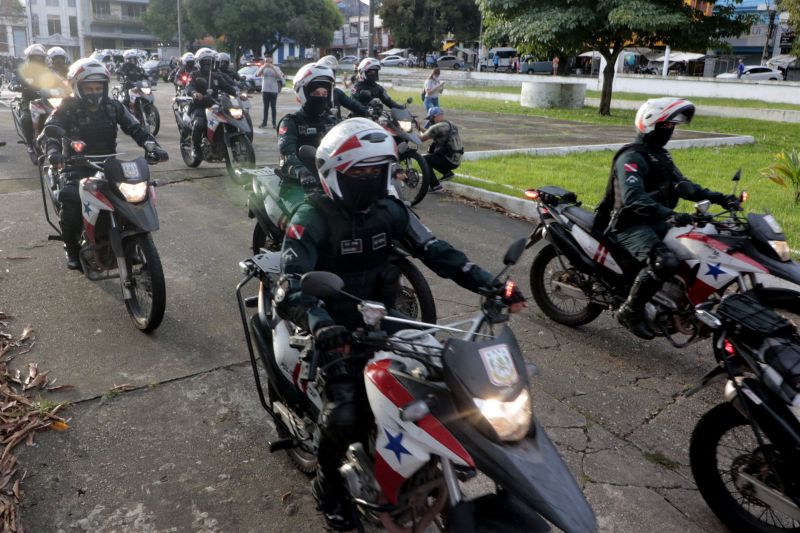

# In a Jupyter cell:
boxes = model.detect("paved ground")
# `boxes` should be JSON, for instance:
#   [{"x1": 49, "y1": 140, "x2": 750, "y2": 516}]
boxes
[{"x1": 0, "y1": 87, "x2": 729, "y2": 532}]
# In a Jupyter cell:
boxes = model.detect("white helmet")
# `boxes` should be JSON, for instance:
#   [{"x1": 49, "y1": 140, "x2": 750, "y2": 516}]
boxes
[
  {"x1": 24, "y1": 44, "x2": 47, "y2": 60},
  {"x1": 67, "y1": 58, "x2": 111, "y2": 100},
  {"x1": 318, "y1": 55, "x2": 339, "y2": 72},
  {"x1": 635, "y1": 97, "x2": 695, "y2": 134},
  {"x1": 293, "y1": 62, "x2": 335, "y2": 109},
  {"x1": 195, "y1": 47, "x2": 216, "y2": 63},
  {"x1": 316, "y1": 118, "x2": 398, "y2": 211},
  {"x1": 181, "y1": 52, "x2": 195, "y2": 64},
  {"x1": 47, "y1": 46, "x2": 67, "y2": 60},
  {"x1": 123, "y1": 49, "x2": 138, "y2": 61},
  {"x1": 216, "y1": 52, "x2": 231, "y2": 64},
  {"x1": 357, "y1": 57, "x2": 381, "y2": 77}
]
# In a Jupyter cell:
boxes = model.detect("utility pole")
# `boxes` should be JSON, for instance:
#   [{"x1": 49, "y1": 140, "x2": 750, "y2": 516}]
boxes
[
  {"x1": 177, "y1": 0, "x2": 183, "y2": 55},
  {"x1": 368, "y1": 0, "x2": 375, "y2": 58},
  {"x1": 357, "y1": 0, "x2": 362, "y2": 57},
  {"x1": 761, "y1": 3, "x2": 777, "y2": 65}
]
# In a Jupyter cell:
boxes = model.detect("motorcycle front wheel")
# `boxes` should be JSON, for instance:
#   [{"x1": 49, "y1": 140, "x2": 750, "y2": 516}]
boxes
[
  {"x1": 394, "y1": 151, "x2": 431, "y2": 206},
  {"x1": 690, "y1": 402, "x2": 800, "y2": 533},
  {"x1": 123, "y1": 234, "x2": 166, "y2": 332},
  {"x1": 180, "y1": 141, "x2": 202, "y2": 168},
  {"x1": 529, "y1": 244, "x2": 603, "y2": 326},
  {"x1": 225, "y1": 133, "x2": 256, "y2": 185},
  {"x1": 143, "y1": 103, "x2": 160, "y2": 136}
]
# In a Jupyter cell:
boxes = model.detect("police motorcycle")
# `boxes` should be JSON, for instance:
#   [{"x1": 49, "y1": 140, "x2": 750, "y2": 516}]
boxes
[
  {"x1": 362, "y1": 94, "x2": 433, "y2": 206},
  {"x1": 245, "y1": 146, "x2": 437, "y2": 324},
  {"x1": 525, "y1": 173, "x2": 800, "y2": 346},
  {"x1": 174, "y1": 90, "x2": 255, "y2": 185},
  {"x1": 112, "y1": 79, "x2": 160, "y2": 136},
  {"x1": 688, "y1": 294, "x2": 800, "y2": 532},
  {"x1": 11, "y1": 85, "x2": 66, "y2": 165},
  {"x1": 38, "y1": 124, "x2": 167, "y2": 332},
  {"x1": 235, "y1": 238, "x2": 597, "y2": 533}
]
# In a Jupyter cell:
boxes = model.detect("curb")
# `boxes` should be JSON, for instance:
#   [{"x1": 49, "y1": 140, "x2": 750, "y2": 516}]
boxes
[{"x1": 441, "y1": 178, "x2": 539, "y2": 221}]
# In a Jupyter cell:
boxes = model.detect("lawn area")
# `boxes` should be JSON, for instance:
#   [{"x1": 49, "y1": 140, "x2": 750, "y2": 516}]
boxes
[{"x1": 387, "y1": 88, "x2": 800, "y2": 250}]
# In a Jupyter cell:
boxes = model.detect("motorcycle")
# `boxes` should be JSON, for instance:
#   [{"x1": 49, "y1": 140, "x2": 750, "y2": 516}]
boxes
[
  {"x1": 173, "y1": 92, "x2": 255, "y2": 185},
  {"x1": 244, "y1": 159, "x2": 437, "y2": 324},
  {"x1": 38, "y1": 124, "x2": 167, "y2": 332},
  {"x1": 688, "y1": 292, "x2": 800, "y2": 532},
  {"x1": 11, "y1": 87, "x2": 65, "y2": 165},
  {"x1": 525, "y1": 174, "x2": 800, "y2": 346},
  {"x1": 235, "y1": 238, "x2": 596, "y2": 532},
  {"x1": 366, "y1": 96, "x2": 433, "y2": 206},
  {"x1": 113, "y1": 79, "x2": 160, "y2": 136}
]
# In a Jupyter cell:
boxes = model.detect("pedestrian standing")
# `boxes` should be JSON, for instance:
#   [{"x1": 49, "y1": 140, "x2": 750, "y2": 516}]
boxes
[
  {"x1": 257, "y1": 57, "x2": 284, "y2": 129},
  {"x1": 423, "y1": 68, "x2": 445, "y2": 111},
  {"x1": 552, "y1": 56, "x2": 560, "y2": 76},
  {"x1": 736, "y1": 59, "x2": 745, "y2": 79},
  {"x1": 492, "y1": 53, "x2": 499, "y2": 72}
]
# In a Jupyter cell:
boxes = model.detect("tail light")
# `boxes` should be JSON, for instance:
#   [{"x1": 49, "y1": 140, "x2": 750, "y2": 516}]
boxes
[
  {"x1": 71, "y1": 140, "x2": 86, "y2": 153},
  {"x1": 723, "y1": 339, "x2": 736, "y2": 357},
  {"x1": 524, "y1": 189, "x2": 540, "y2": 201}
]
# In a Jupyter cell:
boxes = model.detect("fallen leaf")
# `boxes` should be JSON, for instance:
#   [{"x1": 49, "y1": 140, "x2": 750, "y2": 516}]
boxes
[
  {"x1": 18, "y1": 327, "x2": 33, "y2": 343},
  {"x1": 45, "y1": 385, "x2": 74, "y2": 393},
  {"x1": 281, "y1": 491, "x2": 292, "y2": 503}
]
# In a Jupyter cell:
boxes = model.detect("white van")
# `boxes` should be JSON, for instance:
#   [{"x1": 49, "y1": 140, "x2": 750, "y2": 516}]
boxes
[{"x1": 481, "y1": 47, "x2": 518, "y2": 71}]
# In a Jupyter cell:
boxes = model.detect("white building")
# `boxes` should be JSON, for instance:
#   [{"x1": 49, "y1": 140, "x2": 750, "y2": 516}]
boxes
[
  {"x1": 1, "y1": 0, "x2": 28, "y2": 57},
  {"x1": 26, "y1": 0, "x2": 82, "y2": 60}
]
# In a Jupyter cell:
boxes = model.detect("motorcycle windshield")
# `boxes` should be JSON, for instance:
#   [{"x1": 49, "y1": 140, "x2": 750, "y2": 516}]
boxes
[{"x1": 391, "y1": 107, "x2": 413, "y2": 122}]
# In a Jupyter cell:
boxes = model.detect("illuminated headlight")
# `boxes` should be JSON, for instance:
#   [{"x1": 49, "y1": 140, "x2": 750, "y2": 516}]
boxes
[
  {"x1": 141, "y1": 87, "x2": 152, "y2": 95},
  {"x1": 398, "y1": 120, "x2": 413, "y2": 132},
  {"x1": 229, "y1": 107, "x2": 243, "y2": 120},
  {"x1": 769, "y1": 240, "x2": 791, "y2": 262},
  {"x1": 474, "y1": 388, "x2": 532, "y2": 442},
  {"x1": 117, "y1": 181, "x2": 148, "y2": 203},
  {"x1": 47, "y1": 97, "x2": 63, "y2": 108}
]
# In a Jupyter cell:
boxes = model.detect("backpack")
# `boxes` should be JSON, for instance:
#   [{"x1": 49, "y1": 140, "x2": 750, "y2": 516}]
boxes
[
  {"x1": 433, "y1": 121, "x2": 464, "y2": 164},
  {"x1": 592, "y1": 143, "x2": 653, "y2": 235}
]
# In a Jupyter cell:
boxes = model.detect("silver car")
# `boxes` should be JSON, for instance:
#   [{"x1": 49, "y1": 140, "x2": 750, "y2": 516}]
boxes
[
  {"x1": 717, "y1": 65, "x2": 784, "y2": 80},
  {"x1": 238, "y1": 66, "x2": 263, "y2": 92},
  {"x1": 435, "y1": 55, "x2": 463, "y2": 70},
  {"x1": 380, "y1": 55, "x2": 408, "y2": 67}
]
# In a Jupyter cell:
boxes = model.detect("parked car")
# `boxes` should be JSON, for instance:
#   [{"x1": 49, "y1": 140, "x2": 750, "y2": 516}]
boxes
[
  {"x1": 339, "y1": 55, "x2": 358, "y2": 64},
  {"x1": 520, "y1": 56, "x2": 552, "y2": 75},
  {"x1": 143, "y1": 60, "x2": 173, "y2": 81},
  {"x1": 238, "y1": 65, "x2": 263, "y2": 92},
  {"x1": 716, "y1": 65, "x2": 784, "y2": 80},
  {"x1": 380, "y1": 55, "x2": 408, "y2": 67},
  {"x1": 434, "y1": 55, "x2": 463, "y2": 70},
  {"x1": 479, "y1": 47, "x2": 517, "y2": 70}
]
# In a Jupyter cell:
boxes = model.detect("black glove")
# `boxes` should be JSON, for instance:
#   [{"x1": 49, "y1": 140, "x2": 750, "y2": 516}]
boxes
[
  {"x1": 501, "y1": 281, "x2": 526, "y2": 308},
  {"x1": 314, "y1": 323, "x2": 350, "y2": 351},
  {"x1": 300, "y1": 172, "x2": 320, "y2": 193},
  {"x1": 721, "y1": 194, "x2": 741, "y2": 211},
  {"x1": 669, "y1": 212, "x2": 693, "y2": 227},
  {"x1": 48, "y1": 152, "x2": 66, "y2": 167},
  {"x1": 146, "y1": 146, "x2": 169, "y2": 163}
]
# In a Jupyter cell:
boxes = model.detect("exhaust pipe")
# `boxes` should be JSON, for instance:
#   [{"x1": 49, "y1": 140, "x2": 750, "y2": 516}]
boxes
[{"x1": 544, "y1": 223, "x2": 598, "y2": 274}]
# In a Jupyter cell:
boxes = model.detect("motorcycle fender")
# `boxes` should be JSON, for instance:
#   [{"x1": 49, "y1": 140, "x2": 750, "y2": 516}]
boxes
[
  {"x1": 445, "y1": 417, "x2": 597, "y2": 533},
  {"x1": 544, "y1": 222, "x2": 598, "y2": 275},
  {"x1": 729, "y1": 379, "x2": 800, "y2": 450},
  {"x1": 108, "y1": 194, "x2": 160, "y2": 233}
]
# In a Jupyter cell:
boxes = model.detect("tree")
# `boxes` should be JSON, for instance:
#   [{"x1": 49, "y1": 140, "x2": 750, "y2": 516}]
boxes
[
  {"x1": 778, "y1": 0, "x2": 800, "y2": 57},
  {"x1": 142, "y1": 0, "x2": 201, "y2": 48},
  {"x1": 379, "y1": 0, "x2": 481, "y2": 55},
  {"x1": 184, "y1": 0, "x2": 342, "y2": 64},
  {"x1": 479, "y1": 0, "x2": 754, "y2": 115}
]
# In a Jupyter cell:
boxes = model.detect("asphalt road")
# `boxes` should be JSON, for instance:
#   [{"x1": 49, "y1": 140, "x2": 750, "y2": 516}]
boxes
[{"x1": 0, "y1": 87, "x2": 727, "y2": 532}]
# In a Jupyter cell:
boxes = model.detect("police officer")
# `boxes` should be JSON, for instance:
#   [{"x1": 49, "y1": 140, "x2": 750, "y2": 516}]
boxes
[
  {"x1": 44, "y1": 59, "x2": 168, "y2": 270},
  {"x1": 277, "y1": 62, "x2": 339, "y2": 191},
  {"x1": 316, "y1": 55, "x2": 370, "y2": 119},
  {"x1": 598, "y1": 98, "x2": 740, "y2": 339},
  {"x1": 351, "y1": 57, "x2": 403, "y2": 109},
  {"x1": 118, "y1": 50, "x2": 147, "y2": 107},
  {"x1": 168, "y1": 52, "x2": 195, "y2": 90},
  {"x1": 276, "y1": 118, "x2": 525, "y2": 530},
  {"x1": 46, "y1": 47, "x2": 69, "y2": 78},
  {"x1": 214, "y1": 52, "x2": 243, "y2": 87},
  {"x1": 186, "y1": 48, "x2": 239, "y2": 159},
  {"x1": 12, "y1": 44, "x2": 49, "y2": 148}
]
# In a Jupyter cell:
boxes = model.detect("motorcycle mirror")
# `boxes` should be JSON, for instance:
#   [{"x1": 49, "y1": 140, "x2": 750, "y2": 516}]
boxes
[
  {"x1": 503, "y1": 237, "x2": 527, "y2": 266},
  {"x1": 298, "y1": 145, "x2": 316, "y2": 162},
  {"x1": 732, "y1": 168, "x2": 741, "y2": 182},
  {"x1": 301, "y1": 271, "x2": 345, "y2": 298},
  {"x1": 695, "y1": 200, "x2": 711, "y2": 214},
  {"x1": 43, "y1": 124, "x2": 66, "y2": 138}
]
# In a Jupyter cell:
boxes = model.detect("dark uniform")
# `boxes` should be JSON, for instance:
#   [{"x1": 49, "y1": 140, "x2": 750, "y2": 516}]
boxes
[
  {"x1": 332, "y1": 87, "x2": 369, "y2": 119},
  {"x1": 276, "y1": 193, "x2": 495, "y2": 511},
  {"x1": 44, "y1": 97, "x2": 157, "y2": 258},
  {"x1": 351, "y1": 79, "x2": 402, "y2": 109},
  {"x1": 277, "y1": 109, "x2": 338, "y2": 189},
  {"x1": 185, "y1": 71, "x2": 238, "y2": 152},
  {"x1": 12, "y1": 62, "x2": 47, "y2": 145},
  {"x1": 217, "y1": 66, "x2": 243, "y2": 87},
  {"x1": 168, "y1": 65, "x2": 195, "y2": 89},
  {"x1": 117, "y1": 62, "x2": 147, "y2": 106}
]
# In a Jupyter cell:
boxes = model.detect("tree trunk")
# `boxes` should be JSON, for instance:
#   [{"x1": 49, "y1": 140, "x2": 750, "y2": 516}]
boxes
[{"x1": 599, "y1": 48, "x2": 621, "y2": 116}]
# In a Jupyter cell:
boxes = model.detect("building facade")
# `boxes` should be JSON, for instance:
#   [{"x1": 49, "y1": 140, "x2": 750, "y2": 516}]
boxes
[
  {"x1": 1, "y1": 0, "x2": 28, "y2": 57},
  {"x1": 79, "y1": 0, "x2": 158, "y2": 54},
  {"x1": 331, "y1": 0, "x2": 388, "y2": 58},
  {"x1": 27, "y1": 0, "x2": 82, "y2": 60}
]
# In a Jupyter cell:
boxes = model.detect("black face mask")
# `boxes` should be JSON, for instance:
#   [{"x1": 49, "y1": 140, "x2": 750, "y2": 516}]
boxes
[
  {"x1": 305, "y1": 95, "x2": 329, "y2": 116},
  {"x1": 199, "y1": 61, "x2": 212, "y2": 75},
  {"x1": 338, "y1": 173, "x2": 387, "y2": 212},
  {"x1": 185, "y1": 61, "x2": 194, "y2": 70},
  {"x1": 644, "y1": 126, "x2": 674, "y2": 149},
  {"x1": 365, "y1": 70, "x2": 379, "y2": 83},
  {"x1": 84, "y1": 93, "x2": 104, "y2": 107}
]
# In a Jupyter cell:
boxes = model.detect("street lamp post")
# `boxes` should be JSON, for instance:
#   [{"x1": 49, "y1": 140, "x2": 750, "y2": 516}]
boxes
[
  {"x1": 368, "y1": 0, "x2": 375, "y2": 57},
  {"x1": 177, "y1": 0, "x2": 183, "y2": 55}
]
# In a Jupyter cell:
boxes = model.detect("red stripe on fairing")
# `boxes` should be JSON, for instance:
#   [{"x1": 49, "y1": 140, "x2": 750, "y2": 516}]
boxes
[
  {"x1": 599, "y1": 247, "x2": 609, "y2": 265},
  {"x1": 688, "y1": 277, "x2": 718, "y2": 305},
  {"x1": 373, "y1": 452, "x2": 406, "y2": 504},
  {"x1": 84, "y1": 218, "x2": 96, "y2": 244},
  {"x1": 93, "y1": 190, "x2": 113, "y2": 209},
  {"x1": 677, "y1": 233, "x2": 768, "y2": 273},
  {"x1": 365, "y1": 360, "x2": 474, "y2": 467},
  {"x1": 592, "y1": 245, "x2": 602, "y2": 262}
]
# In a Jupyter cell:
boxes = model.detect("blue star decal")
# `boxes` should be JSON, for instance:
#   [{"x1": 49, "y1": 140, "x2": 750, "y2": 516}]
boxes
[
  {"x1": 83, "y1": 201, "x2": 92, "y2": 216},
  {"x1": 705, "y1": 262, "x2": 725, "y2": 281},
  {"x1": 383, "y1": 429, "x2": 411, "y2": 464}
]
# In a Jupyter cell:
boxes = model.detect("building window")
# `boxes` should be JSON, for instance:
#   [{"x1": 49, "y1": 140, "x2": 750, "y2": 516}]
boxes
[
  {"x1": 93, "y1": 1, "x2": 111, "y2": 17},
  {"x1": 32, "y1": 15, "x2": 39, "y2": 37},
  {"x1": 123, "y1": 3, "x2": 146, "y2": 19},
  {"x1": 69, "y1": 16, "x2": 77, "y2": 37},
  {"x1": 362, "y1": 22, "x2": 368, "y2": 33},
  {"x1": 47, "y1": 15, "x2": 61, "y2": 36},
  {"x1": 46, "y1": 0, "x2": 59, "y2": 7},
  {"x1": 68, "y1": 0, "x2": 76, "y2": 6}
]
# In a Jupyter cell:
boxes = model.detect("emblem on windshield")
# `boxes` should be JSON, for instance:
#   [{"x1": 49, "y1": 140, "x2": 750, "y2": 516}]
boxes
[{"x1": 479, "y1": 344, "x2": 518, "y2": 387}]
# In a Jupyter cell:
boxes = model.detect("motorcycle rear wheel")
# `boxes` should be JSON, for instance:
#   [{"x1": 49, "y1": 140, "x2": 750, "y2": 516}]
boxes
[
  {"x1": 251, "y1": 223, "x2": 281, "y2": 255},
  {"x1": 225, "y1": 134, "x2": 256, "y2": 185},
  {"x1": 395, "y1": 151, "x2": 431, "y2": 206},
  {"x1": 143, "y1": 103, "x2": 160, "y2": 136},
  {"x1": 530, "y1": 244, "x2": 603, "y2": 326},
  {"x1": 123, "y1": 234, "x2": 166, "y2": 332},
  {"x1": 690, "y1": 402, "x2": 800, "y2": 533},
  {"x1": 393, "y1": 256, "x2": 437, "y2": 324}
]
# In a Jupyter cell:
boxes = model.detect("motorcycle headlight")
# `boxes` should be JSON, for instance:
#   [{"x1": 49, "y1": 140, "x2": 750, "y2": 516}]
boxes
[
  {"x1": 769, "y1": 240, "x2": 791, "y2": 262},
  {"x1": 473, "y1": 388, "x2": 532, "y2": 442},
  {"x1": 117, "y1": 181, "x2": 148, "y2": 203},
  {"x1": 47, "y1": 97, "x2": 63, "y2": 108},
  {"x1": 141, "y1": 87, "x2": 152, "y2": 95},
  {"x1": 229, "y1": 107, "x2": 243, "y2": 120},
  {"x1": 398, "y1": 120, "x2": 413, "y2": 132}
]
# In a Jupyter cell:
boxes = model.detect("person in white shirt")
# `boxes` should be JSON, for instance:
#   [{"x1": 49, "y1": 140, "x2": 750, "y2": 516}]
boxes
[
  {"x1": 256, "y1": 57, "x2": 285, "y2": 129},
  {"x1": 423, "y1": 68, "x2": 445, "y2": 111}
]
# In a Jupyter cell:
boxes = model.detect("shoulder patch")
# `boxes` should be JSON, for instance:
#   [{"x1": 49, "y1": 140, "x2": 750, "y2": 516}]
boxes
[
  {"x1": 623, "y1": 162, "x2": 638, "y2": 173},
  {"x1": 286, "y1": 224, "x2": 304, "y2": 240}
]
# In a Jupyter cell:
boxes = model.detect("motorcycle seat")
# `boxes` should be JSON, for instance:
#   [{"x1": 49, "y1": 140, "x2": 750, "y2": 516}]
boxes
[
  {"x1": 764, "y1": 339, "x2": 800, "y2": 390},
  {"x1": 562, "y1": 205, "x2": 596, "y2": 234}
]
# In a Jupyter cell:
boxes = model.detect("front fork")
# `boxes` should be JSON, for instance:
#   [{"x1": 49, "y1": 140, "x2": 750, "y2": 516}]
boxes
[{"x1": 108, "y1": 213, "x2": 133, "y2": 300}]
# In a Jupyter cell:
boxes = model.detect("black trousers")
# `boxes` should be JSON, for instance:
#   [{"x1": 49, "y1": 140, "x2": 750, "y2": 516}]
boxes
[
  {"x1": 423, "y1": 152, "x2": 458, "y2": 187},
  {"x1": 261, "y1": 92, "x2": 278, "y2": 127},
  {"x1": 190, "y1": 107, "x2": 207, "y2": 150}
]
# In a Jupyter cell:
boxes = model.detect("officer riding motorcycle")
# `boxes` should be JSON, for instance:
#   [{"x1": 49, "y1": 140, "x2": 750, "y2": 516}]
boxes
[
  {"x1": 44, "y1": 58, "x2": 168, "y2": 270},
  {"x1": 275, "y1": 117, "x2": 525, "y2": 530},
  {"x1": 215, "y1": 52, "x2": 243, "y2": 87},
  {"x1": 168, "y1": 52, "x2": 196, "y2": 91},
  {"x1": 118, "y1": 49, "x2": 147, "y2": 107},
  {"x1": 316, "y1": 55, "x2": 370, "y2": 119},
  {"x1": 47, "y1": 46, "x2": 69, "y2": 79},
  {"x1": 351, "y1": 57, "x2": 403, "y2": 109},
  {"x1": 12, "y1": 44, "x2": 49, "y2": 149}
]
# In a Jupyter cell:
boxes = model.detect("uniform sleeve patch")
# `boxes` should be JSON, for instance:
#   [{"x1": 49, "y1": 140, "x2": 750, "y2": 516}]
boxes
[
  {"x1": 286, "y1": 224, "x2": 305, "y2": 240},
  {"x1": 623, "y1": 162, "x2": 638, "y2": 173},
  {"x1": 278, "y1": 124, "x2": 288, "y2": 135}
]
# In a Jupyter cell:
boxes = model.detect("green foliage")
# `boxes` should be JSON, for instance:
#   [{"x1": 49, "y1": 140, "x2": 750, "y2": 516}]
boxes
[
  {"x1": 760, "y1": 148, "x2": 800, "y2": 203},
  {"x1": 778, "y1": 0, "x2": 800, "y2": 57},
  {"x1": 142, "y1": 0, "x2": 201, "y2": 45},
  {"x1": 379, "y1": 0, "x2": 481, "y2": 54}
]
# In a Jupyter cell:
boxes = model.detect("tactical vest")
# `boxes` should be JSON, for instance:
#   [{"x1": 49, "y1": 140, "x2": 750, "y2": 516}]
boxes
[
  {"x1": 309, "y1": 194, "x2": 400, "y2": 328},
  {"x1": 66, "y1": 100, "x2": 120, "y2": 156}
]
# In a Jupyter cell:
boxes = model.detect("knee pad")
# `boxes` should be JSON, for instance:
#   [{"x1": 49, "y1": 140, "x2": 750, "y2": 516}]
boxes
[{"x1": 648, "y1": 243, "x2": 679, "y2": 279}]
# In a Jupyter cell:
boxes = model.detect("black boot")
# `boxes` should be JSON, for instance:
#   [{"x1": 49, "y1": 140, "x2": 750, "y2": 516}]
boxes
[
  {"x1": 616, "y1": 269, "x2": 662, "y2": 340},
  {"x1": 64, "y1": 243, "x2": 82, "y2": 271},
  {"x1": 311, "y1": 473, "x2": 356, "y2": 531}
]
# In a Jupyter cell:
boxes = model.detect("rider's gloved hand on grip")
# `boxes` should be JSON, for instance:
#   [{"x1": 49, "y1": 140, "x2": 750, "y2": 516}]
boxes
[
  {"x1": 300, "y1": 173, "x2": 321, "y2": 193},
  {"x1": 722, "y1": 194, "x2": 741, "y2": 211},
  {"x1": 500, "y1": 281, "x2": 527, "y2": 313},
  {"x1": 314, "y1": 323, "x2": 350, "y2": 352},
  {"x1": 668, "y1": 212, "x2": 693, "y2": 227},
  {"x1": 48, "y1": 152, "x2": 66, "y2": 168},
  {"x1": 147, "y1": 146, "x2": 169, "y2": 163}
]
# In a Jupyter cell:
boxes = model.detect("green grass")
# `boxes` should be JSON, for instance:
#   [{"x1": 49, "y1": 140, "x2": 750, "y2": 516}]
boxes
[{"x1": 388, "y1": 88, "x2": 800, "y2": 249}]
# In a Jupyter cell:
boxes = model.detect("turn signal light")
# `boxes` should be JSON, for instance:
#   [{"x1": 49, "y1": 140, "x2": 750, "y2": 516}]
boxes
[
  {"x1": 724, "y1": 339, "x2": 736, "y2": 357},
  {"x1": 740, "y1": 191, "x2": 748, "y2": 203},
  {"x1": 524, "y1": 189, "x2": 540, "y2": 201},
  {"x1": 504, "y1": 280, "x2": 516, "y2": 299},
  {"x1": 71, "y1": 140, "x2": 86, "y2": 153}
]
